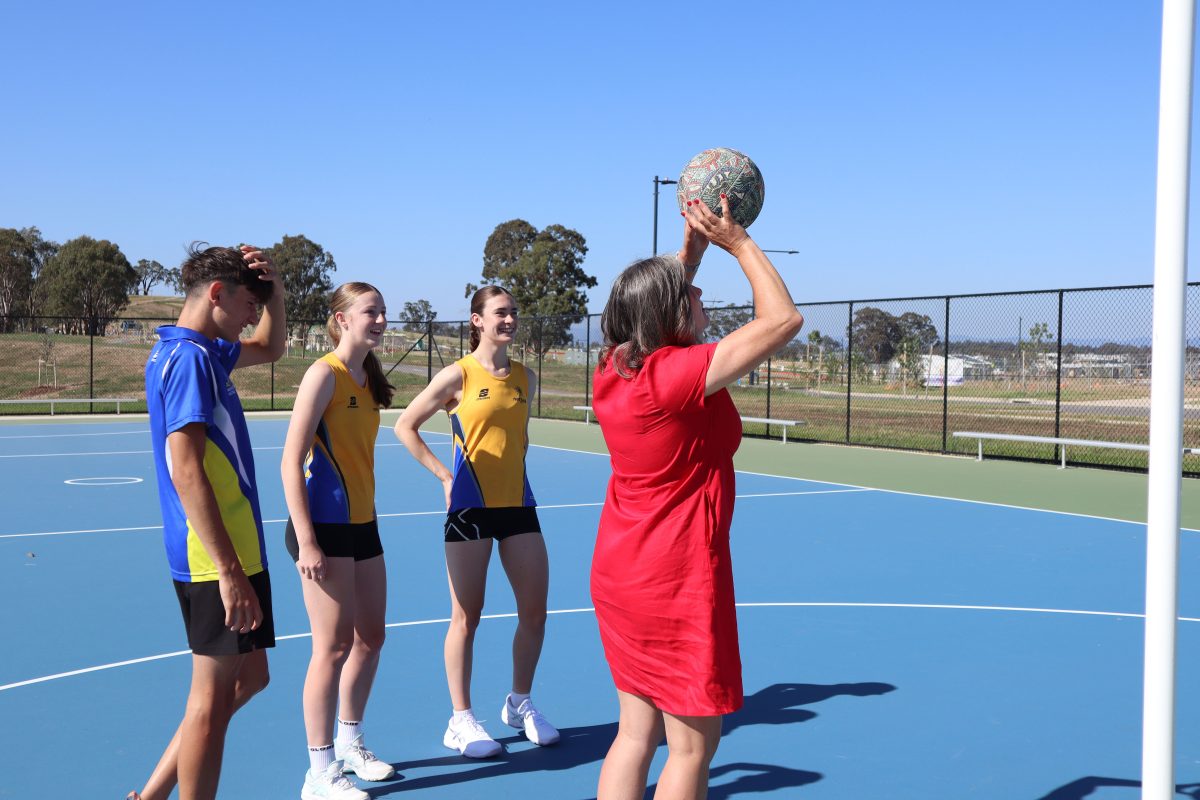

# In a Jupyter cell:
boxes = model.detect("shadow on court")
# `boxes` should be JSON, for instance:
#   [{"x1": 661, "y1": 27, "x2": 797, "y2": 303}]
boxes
[
  {"x1": 1036, "y1": 778, "x2": 1200, "y2": 799},
  {"x1": 369, "y1": 682, "x2": 893, "y2": 797}
]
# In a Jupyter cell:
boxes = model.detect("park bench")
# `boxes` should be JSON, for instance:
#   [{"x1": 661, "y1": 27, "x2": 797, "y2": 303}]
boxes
[
  {"x1": 951, "y1": 430, "x2": 1200, "y2": 469},
  {"x1": 0, "y1": 397, "x2": 140, "y2": 415},
  {"x1": 574, "y1": 405, "x2": 803, "y2": 442}
]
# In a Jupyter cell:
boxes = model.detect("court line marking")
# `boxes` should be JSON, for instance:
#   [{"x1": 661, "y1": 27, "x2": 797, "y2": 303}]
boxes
[
  {"x1": 9, "y1": 420, "x2": 1196, "y2": 531},
  {"x1": 63, "y1": 476, "x2": 143, "y2": 486},
  {"x1": 3, "y1": 601, "x2": 1194, "y2": 693},
  {"x1": 0, "y1": 430, "x2": 150, "y2": 440},
  {"x1": 5, "y1": 426, "x2": 1198, "y2": 533},
  {"x1": 449, "y1": 430, "x2": 1200, "y2": 534},
  {"x1": 731, "y1": 467, "x2": 1200, "y2": 533},
  {"x1": 499, "y1": 439, "x2": 1200, "y2": 534},
  {"x1": 0, "y1": 490, "x2": 871, "y2": 539},
  {"x1": 0, "y1": 442, "x2": 417, "y2": 459}
]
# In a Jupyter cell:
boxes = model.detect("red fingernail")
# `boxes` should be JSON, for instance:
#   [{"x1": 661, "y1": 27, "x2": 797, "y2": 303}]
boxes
[
  {"x1": 720, "y1": 193, "x2": 726, "y2": 199},
  {"x1": 686, "y1": 201, "x2": 692, "y2": 207}
]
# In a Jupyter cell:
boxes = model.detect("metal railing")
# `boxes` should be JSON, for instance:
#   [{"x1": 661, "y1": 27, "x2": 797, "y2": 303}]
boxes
[{"x1": 3, "y1": 280, "x2": 1197, "y2": 474}]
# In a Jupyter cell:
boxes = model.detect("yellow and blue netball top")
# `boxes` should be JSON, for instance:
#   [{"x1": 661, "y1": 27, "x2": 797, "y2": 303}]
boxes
[
  {"x1": 448, "y1": 355, "x2": 536, "y2": 511},
  {"x1": 302, "y1": 353, "x2": 380, "y2": 525},
  {"x1": 145, "y1": 326, "x2": 266, "y2": 583}
]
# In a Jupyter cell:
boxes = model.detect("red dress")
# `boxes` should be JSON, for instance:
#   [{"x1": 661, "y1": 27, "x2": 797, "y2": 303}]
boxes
[{"x1": 590, "y1": 343, "x2": 744, "y2": 716}]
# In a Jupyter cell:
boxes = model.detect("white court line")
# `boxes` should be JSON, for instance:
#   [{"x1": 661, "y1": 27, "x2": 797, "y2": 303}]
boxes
[
  {"x1": 10, "y1": 421, "x2": 1196, "y2": 532},
  {"x1": 731, "y1": 467, "x2": 1200, "y2": 533},
  {"x1": 0, "y1": 430, "x2": 150, "y2": 440},
  {"x1": 0, "y1": 490, "x2": 855, "y2": 539},
  {"x1": 4, "y1": 602, "x2": 1198, "y2": 693},
  {"x1": 0, "y1": 442, "x2": 412, "y2": 460}
]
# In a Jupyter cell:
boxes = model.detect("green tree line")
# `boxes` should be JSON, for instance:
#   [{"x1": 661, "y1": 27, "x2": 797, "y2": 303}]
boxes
[
  {"x1": 0, "y1": 229, "x2": 342, "y2": 336},
  {"x1": 1, "y1": 219, "x2": 597, "y2": 342}
]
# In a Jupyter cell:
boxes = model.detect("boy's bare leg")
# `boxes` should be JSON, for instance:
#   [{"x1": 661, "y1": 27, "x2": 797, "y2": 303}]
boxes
[{"x1": 135, "y1": 649, "x2": 269, "y2": 800}]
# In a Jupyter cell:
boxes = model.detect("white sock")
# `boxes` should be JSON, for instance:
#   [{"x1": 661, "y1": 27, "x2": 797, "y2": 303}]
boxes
[
  {"x1": 508, "y1": 692, "x2": 530, "y2": 707},
  {"x1": 335, "y1": 718, "x2": 363, "y2": 747},
  {"x1": 308, "y1": 744, "x2": 334, "y2": 773},
  {"x1": 451, "y1": 707, "x2": 475, "y2": 724}
]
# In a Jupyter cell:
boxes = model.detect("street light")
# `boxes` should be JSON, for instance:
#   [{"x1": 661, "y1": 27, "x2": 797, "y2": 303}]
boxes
[{"x1": 652, "y1": 175, "x2": 677, "y2": 254}]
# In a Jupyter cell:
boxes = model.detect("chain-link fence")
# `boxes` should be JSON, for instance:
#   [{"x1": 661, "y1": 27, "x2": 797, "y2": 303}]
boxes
[{"x1": 2, "y1": 281, "x2": 1197, "y2": 474}]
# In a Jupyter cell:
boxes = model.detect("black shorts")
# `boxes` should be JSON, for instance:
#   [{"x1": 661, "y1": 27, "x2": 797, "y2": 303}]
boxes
[
  {"x1": 173, "y1": 569, "x2": 276, "y2": 656},
  {"x1": 444, "y1": 506, "x2": 541, "y2": 543},
  {"x1": 284, "y1": 519, "x2": 383, "y2": 562}
]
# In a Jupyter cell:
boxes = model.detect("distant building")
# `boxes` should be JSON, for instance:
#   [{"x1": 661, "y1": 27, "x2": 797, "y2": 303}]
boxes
[{"x1": 910, "y1": 354, "x2": 995, "y2": 386}]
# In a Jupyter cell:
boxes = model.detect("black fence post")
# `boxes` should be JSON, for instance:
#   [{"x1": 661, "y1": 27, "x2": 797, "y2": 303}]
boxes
[
  {"x1": 942, "y1": 296, "x2": 950, "y2": 453},
  {"x1": 536, "y1": 321, "x2": 543, "y2": 418},
  {"x1": 845, "y1": 302, "x2": 854, "y2": 444},
  {"x1": 426, "y1": 320, "x2": 433, "y2": 384},
  {"x1": 89, "y1": 317, "x2": 95, "y2": 413},
  {"x1": 1054, "y1": 289, "x2": 1065, "y2": 459},
  {"x1": 270, "y1": 361, "x2": 276, "y2": 411},
  {"x1": 765, "y1": 356, "x2": 773, "y2": 438},
  {"x1": 584, "y1": 315, "x2": 592, "y2": 407}
]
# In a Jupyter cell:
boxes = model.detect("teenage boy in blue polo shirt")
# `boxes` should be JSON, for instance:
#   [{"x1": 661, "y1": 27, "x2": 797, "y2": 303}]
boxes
[{"x1": 130, "y1": 243, "x2": 286, "y2": 800}]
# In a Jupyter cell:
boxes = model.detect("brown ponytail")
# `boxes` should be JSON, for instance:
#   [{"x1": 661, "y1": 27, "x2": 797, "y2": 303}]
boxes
[{"x1": 327, "y1": 282, "x2": 395, "y2": 408}]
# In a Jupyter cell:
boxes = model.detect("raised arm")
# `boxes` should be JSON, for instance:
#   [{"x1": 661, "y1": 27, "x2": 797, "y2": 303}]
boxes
[
  {"x1": 235, "y1": 245, "x2": 287, "y2": 368},
  {"x1": 683, "y1": 196, "x2": 804, "y2": 396},
  {"x1": 394, "y1": 363, "x2": 465, "y2": 509},
  {"x1": 168, "y1": 423, "x2": 263, "y2": 632},
  {"x1": 280, "y1": 360, "x2": 336, "y2": 581}
]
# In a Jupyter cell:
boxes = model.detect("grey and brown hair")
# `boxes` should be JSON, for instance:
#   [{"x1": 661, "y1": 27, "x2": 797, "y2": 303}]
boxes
[{"x1": 599, "y1": 254, "x2": 695, "y2": 378}]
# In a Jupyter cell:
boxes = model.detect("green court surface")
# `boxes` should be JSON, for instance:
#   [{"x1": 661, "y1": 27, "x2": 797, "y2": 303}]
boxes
[{"x1": 506, "y1": 415, "x2": 1200, "y2": 530}]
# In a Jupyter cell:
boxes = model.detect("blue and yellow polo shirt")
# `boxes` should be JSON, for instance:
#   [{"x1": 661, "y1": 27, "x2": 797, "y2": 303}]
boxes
[
  {"x1": 145, "y1": 325, "x2": 266, "y2": 583},
  {"x1": 447, "y1": 355, "x2": 536, "y2": 512},
  {"x1": 302, "y1": 352, "x2": 380, "y2": 525}
]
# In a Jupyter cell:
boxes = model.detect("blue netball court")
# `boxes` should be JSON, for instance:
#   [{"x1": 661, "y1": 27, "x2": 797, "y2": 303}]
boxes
[{"x1": 2, "y1": 414, "x2": 1199, "y2": 799}]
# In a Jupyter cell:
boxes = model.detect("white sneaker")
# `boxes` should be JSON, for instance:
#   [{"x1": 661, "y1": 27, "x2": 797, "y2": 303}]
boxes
[
  {"x1": 300, "y1": 760, "x2": 368, "y2": 800},
  {"x1": 335, "y1": 734, "x2": 395, "y2": 781},
  {"x1": 443, "y1": 712, "x2": 503, "y2": 758},
  {"x1": 502, "y1": 695, "x2": 560, "y2": 746}
]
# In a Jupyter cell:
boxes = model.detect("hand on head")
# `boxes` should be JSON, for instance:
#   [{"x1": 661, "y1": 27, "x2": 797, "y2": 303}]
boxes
[
  {"x1": 238, "y1": 244, "x2": 277, "y2": 284},
  {"x1": 683, "y1": 195, "x2": 751, "y2": 255}
]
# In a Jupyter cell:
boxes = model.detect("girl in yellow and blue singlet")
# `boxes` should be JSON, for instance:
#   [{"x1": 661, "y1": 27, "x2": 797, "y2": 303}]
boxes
[
  {"x1": 281, "y1": 282, "x2": 397, "y2": 797},
  {"x1": 395, "y1": 285, "x2": 559, "y2": 759}
]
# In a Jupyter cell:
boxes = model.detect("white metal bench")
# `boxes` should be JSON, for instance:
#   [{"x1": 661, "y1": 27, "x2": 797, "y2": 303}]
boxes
[
  {"x1": 952, "y1": 430, "x2": 1200, "y2": 469},
  {"x1": 738, "y1": 416, "x2": 804, "y2": 443},
  {"x1": 575, "y1": 405, "x2": 803, "y2": 442},
  {"x1": 0, "y1": 397, "x2": 140, "y2": 415}
]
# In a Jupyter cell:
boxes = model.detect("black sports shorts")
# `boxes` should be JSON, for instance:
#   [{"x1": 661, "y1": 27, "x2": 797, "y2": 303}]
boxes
[
  {"x1": 444, "y1": 506, "x2": 541, "y2": 543},
  {"x1": 173, "y1": 569, "x2": 276, "y2": 656},
  {"x1": 284, "y1": 519, "x2": 383, "y2": 562}
]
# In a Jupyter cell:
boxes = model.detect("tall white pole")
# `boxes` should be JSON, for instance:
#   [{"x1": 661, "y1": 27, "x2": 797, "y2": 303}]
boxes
[{"x1": 1143, "y1": 1, "x2": 1195, "y2": 797}]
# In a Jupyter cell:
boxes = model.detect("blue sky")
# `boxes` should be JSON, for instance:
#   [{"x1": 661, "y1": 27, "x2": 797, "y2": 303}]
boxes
[{"x1": 0, "y1": 1, "x2": 1186, "y2": 320}]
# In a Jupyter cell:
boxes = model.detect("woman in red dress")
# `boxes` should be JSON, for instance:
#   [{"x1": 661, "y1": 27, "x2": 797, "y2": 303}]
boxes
[{"x1": 591, "y1": 195, "x2": 803, "y2": 799}]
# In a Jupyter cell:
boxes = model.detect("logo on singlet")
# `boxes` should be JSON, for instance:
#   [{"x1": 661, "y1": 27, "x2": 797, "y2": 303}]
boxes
[
  {"x1": 514, "y1": 386, "x2": 526, "y2": 404},
  {"x1": 477, "y1": 388, "x2": 490, "y2": 399},
  {"x1": 348, "y1": 396, "x2": 358, "y2": 408}
]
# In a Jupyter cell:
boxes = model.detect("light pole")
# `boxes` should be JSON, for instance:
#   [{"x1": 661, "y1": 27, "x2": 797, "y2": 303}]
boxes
[
  {"x1": 652, "y1": 175, "x2": 677, "y2": 254},
  {"x1": 762, "y1": 249, "x2": 799, "y2": 254}
]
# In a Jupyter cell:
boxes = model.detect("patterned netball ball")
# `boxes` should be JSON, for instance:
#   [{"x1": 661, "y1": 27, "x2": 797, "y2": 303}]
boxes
[{"x1": 676, "y1": 147, "x2": 765, "y2": 228}]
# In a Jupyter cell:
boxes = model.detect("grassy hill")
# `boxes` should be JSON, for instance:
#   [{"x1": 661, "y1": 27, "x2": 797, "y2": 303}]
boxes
[{"x1": 121, "y1": 294, "x2": 184, "y2": 320}]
